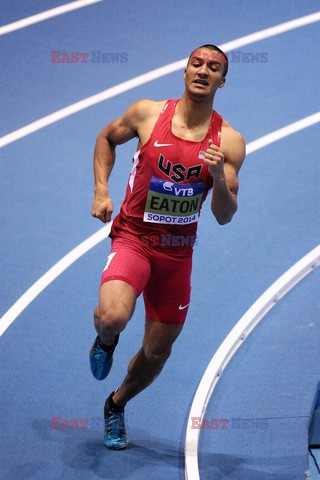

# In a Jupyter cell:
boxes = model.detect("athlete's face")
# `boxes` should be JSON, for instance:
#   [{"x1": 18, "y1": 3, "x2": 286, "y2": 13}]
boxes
[{"x1": 184, "y1": 48, "x2": 226, "y2": 100}]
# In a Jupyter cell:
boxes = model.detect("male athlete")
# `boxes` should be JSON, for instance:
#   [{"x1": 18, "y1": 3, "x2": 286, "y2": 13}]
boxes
[{"x1": 90, "y1": 44, "x2": 245, "y2": 449}]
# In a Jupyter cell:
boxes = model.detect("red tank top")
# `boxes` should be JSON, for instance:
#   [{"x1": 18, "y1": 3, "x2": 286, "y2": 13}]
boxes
[{"x1": 110, "y1": 99, "x2": 223, "y2": 256}]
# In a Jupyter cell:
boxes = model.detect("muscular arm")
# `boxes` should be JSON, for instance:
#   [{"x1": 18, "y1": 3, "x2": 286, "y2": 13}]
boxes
[
  {"x1": 205, "y1": 124, "x2": 245, "y2": 225},
  {"x1": 91, "y1": 100, "x2": 151, "y2": 223}
]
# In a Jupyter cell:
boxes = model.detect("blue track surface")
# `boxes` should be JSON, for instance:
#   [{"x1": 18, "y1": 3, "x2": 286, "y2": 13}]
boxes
[
  {"x1": 1, "y1": 1, "x2": 319, "y2": 479},
  {"x1": 199, "y1": 268, "x2": 320, "y2": 479}
]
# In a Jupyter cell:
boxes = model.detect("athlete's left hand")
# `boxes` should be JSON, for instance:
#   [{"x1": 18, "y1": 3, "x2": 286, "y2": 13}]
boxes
[{"x1": 204, "y1": 140, "x2": 225, "y2": 181}]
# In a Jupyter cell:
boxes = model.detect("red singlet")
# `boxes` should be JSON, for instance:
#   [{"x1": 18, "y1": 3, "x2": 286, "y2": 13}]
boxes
[
  {"x1": 110, "y1": 99, "x2": 222, "y2": 257},
  {"x1": 101, "y1": 99, "x2": 223, "y2": 324}
]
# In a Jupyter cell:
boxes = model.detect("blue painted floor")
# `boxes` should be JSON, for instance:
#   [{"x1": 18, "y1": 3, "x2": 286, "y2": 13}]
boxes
[{"x1": 1, "y1": 1, "x2": 319, "y2": 479}]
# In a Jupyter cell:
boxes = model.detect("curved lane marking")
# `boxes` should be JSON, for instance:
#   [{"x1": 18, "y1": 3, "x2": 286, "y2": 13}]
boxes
[
  {"x1": 0, "y1": 12, "x2": 319, "y2": 148},
  {"x1": 0, "y1": 0, "x2": 103, "y2": 36},
  {"x1": 1, "y1": 112, "x2": 319, "y2": 335},
  {"x1": 184, "y1": 245, "x2": 320, "y2": 480}
]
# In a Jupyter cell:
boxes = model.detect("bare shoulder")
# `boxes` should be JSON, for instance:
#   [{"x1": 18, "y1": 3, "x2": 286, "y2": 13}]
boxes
[
  {"x1": 221, "y1": 118, "x2": 246, "y2": 169},
  {"x1": 221, "y1": 118, "x2": 245, "y2": 149},
  {"x1": 120, "y1": 99, "x2": 167, "y2": 146},
  {"x1": 123, "y1": 99, "x2": 167, "y2": 128}
]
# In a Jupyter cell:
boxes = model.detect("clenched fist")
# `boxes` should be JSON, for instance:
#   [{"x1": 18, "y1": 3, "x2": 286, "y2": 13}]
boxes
[
  {"x1": 204, "y1": 139, "x2": 225, "y2": 181},
  {"x1": 91, "y1": 192, "x2": 113, "y2": 223}
]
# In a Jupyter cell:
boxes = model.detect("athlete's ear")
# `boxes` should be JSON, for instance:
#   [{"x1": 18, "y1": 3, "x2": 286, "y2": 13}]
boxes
[{"x1": 218, "y1": 77, "x2": 226, "y2": 88}]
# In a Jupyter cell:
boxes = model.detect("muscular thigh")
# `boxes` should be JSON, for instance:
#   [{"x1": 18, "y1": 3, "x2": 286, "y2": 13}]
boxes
[
  {"x1": 99, "y1": 280, "x2": 137, "y2": 322},
  {"x1": 99, "y1": 236, "x2": 152, "y2": 319}
]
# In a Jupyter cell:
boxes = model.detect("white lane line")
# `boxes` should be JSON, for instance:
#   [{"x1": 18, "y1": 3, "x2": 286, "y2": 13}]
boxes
[
  {"x1": 0, "y1": 59, "x2": 186, "y2": 148},
  {"x1": 246, "y1": 112, "x2": 320, "y2": 154},
  {"x1": 0, "y1": 112, "x2": 317, "y2": 336},
  {"x1": 0, "y1": 11, "x2": 319, "y2": 148},
  {"x1": 0, "y1": 224, "x2": 111, "y2": 336},
  {"x1": 0, "y1": 0, "x2": 103, "y2": 36},
  {"x1": 184, "y1": 245, "x2": 320, "y2": 480},
  {"x1": 218, "y1": 10, "x2": 320, "y2": 53}
]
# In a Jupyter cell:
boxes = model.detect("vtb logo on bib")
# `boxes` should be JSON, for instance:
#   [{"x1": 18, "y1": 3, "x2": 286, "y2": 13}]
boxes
[{"x1": 144, "y1": 176, "x2": 204, "y2": 225}]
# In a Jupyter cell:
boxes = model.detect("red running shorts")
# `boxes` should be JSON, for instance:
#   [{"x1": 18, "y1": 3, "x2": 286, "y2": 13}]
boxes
[{"x1": 100, "y1": 235, "x2": 192, "y2": 325}]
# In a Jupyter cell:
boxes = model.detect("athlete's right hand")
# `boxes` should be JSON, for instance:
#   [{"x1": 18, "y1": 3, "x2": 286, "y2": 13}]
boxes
[{"x1": 91, "y1": 193, "x2": 113, "y2": 223}]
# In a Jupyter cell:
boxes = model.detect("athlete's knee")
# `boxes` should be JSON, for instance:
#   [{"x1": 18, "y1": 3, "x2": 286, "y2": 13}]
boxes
[
  {"x1": 98, "y1": 304, "x2": 131, "y2": 332},
  {"x1": 143, "y1": 343, "x2": 172, "y2": 365}
]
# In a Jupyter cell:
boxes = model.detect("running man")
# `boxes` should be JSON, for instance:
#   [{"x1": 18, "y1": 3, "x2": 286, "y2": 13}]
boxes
[{"x1": 90, "y1": 44, "x2": 245, "y2": 449}]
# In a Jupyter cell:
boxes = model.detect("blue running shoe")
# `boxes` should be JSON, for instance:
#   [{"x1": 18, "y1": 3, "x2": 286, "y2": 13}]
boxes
[
  {"x1": 104, "y1": 395, "x2": 128, "y2": 449},
  {"x1": 89, "y1": 334, "x2": 119, "y2": 381}
]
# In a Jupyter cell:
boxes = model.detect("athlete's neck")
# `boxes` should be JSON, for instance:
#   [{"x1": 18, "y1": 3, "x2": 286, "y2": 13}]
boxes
[{"x1": 176, "y1": 92, "x2": 214, "y2": 128}]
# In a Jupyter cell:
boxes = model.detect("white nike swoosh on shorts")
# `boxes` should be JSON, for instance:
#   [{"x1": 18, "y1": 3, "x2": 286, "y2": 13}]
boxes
[
  {"x1": 154, "y1": 140, "x2": 173, "y2": 147},
  {"x1": 178, "y1": 303, "x2": 190, "y2": 310}
]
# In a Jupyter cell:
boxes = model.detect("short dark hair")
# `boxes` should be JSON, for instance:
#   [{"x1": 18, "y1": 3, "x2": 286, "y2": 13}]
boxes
[{"x1": 188, "y1": 44, "x2": 228, "y2": 77}]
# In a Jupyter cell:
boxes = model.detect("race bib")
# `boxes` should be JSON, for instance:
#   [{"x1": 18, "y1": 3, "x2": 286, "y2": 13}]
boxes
[{"x1": 144, "y1": 176, "x2": 204, "y2": 224}]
